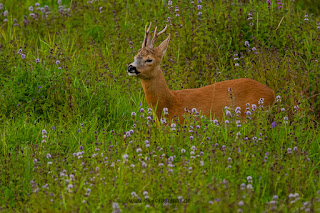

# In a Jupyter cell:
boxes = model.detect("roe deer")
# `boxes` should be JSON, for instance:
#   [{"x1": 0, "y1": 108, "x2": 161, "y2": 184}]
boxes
[{"x1": 127, "y1": 23, "x2": 275, "y2": 123}]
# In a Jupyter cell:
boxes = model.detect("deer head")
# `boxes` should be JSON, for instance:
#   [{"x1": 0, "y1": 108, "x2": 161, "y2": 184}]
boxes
[{"x1": 127, "y1": 23, "x2": 171, "y2": 80}]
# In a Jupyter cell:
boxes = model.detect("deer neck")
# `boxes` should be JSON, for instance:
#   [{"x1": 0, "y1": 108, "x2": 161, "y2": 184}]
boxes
[{"x1": 140, "y1": 68, "x2": 176, "y2": 117}]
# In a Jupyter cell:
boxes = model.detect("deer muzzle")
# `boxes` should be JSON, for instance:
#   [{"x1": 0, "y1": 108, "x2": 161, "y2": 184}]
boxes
[{"x1": 127, "y1": 64, "x2": 140, "y2": 76}]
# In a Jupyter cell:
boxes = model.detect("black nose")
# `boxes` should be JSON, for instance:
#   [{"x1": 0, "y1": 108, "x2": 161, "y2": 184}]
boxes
[{"x1": 127, "y1": 65, "x2": 137, "y2": 73}]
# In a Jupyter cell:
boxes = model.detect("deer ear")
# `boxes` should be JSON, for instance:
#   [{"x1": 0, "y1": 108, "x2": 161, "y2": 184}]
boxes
[{"x1": 156, "y1": 33, "x2": 170, "y2": 58}]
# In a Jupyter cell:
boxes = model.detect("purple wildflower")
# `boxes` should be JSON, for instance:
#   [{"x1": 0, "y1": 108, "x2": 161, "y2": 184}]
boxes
[
  {"x1": 258, "y1": 98, "x2": 264, "y2": 105},
  {"x1": 122, "y1": 154, "x2": 129, "y2": 161},
  {"x1": 160, "y1": 118, "x2": 166, "y2": 124},
  {"x1": 278, "y1": 0, "x2": 283, "y2": 9},
  {"x1": 252, "y1": 104, "x2": 257, "y2": 111},
  {"x1": 171, "y1": 123, "x2": 176, "y2": 130},
  {"x1": 163, "y1": 108, "x2": 168, "y2": 115},
  {"x1": 235, "y1": 106, "x2": 241, "y2": 113}
]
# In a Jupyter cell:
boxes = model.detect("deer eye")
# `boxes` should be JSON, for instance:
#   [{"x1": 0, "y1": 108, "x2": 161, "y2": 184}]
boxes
[{"x1": 145, "y1": 59, "x2": 153, "y2": 63}]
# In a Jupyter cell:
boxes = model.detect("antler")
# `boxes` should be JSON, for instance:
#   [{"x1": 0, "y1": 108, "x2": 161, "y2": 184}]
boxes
[
  {"x1": 142, "y1": 23, "x2": 152, "y2": 48},
  {"x1": 148, "y1": 25, "x2": 167, "y2": 49},
  {"x1": 142, "y1": 23, "x2": 168, "y2": 49}
]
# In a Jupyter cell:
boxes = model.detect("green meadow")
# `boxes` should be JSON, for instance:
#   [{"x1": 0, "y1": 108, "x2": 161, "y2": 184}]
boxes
[{"x1": 0, "y1": 0, "x2": 320, "y2": 212}]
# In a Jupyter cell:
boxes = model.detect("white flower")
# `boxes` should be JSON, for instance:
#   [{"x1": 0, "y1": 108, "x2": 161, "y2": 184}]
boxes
[
  {"x1": 131, "y1": 191, "x2": 137, "y2": 197},
  {"x1": 112, "y1": 202, "x2": 121, "y2": 212},
  {"x1": 163, "y1": 108, "x2": 169, "y2": 115},
  {"x1": 122, "y1": 154, "x2": 129, "y2": 160},
  {"x1": 240, "y1": 183, "x2": 246, "y2": 190},
  {"x1": 247, "y1": 184, "x2": 253, "y2": 190}
]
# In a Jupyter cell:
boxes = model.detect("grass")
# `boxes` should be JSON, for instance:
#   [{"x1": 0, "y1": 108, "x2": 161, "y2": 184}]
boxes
[{"x1": 0, "y1": 0, "x2": 320, "y2": 212}]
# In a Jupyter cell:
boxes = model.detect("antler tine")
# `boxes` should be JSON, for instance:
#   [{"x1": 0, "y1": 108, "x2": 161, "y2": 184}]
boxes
[
  {"x1": 157, "y1": 25, "x2": 167, "y2": 36},
  {"x1": 149, "y1": 25, "x2": 168, "y2": 49},
  {"x1": 142, "y1": 23, "x2": 152, "y2": 48},
  {"x1": 153, "y1": 26, "x2": 158, "y2": 39},
  {"x1": 142, "y1": 24, "x2": 147, "y2": 48},
  {"x1": 146, "y1": 23, "x2": 153, "y2": 48}
]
